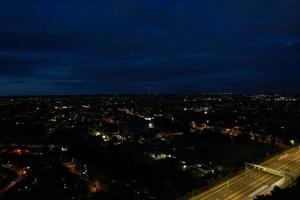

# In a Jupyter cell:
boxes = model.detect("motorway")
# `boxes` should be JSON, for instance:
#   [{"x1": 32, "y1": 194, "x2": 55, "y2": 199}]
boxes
[{"x1": 190, "y1": 146, "x2": 300, "y2": 200}]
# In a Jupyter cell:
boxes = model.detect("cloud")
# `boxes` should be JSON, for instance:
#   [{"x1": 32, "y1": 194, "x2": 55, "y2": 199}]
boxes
[{"x1": 0, "y1": 0, "x2": 299, "y2": 94}]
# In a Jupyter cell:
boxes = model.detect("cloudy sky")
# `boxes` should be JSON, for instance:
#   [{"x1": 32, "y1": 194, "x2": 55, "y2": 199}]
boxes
[{"x1": 0, "y1": 0, "x2": 299, "y2": 95}]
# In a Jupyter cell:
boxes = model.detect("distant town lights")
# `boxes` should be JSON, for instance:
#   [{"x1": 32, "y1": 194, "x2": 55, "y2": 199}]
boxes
[
  {"x1": 290, "y1": 140, "x2": 295, "y2": 145},
  {"x1": 148, "y1": 123, "x2": 154, "y2": 129},
  {"x1": 61, "y1": 147, "x2": 68, "y2": 152},
  {"x1": 144, "y1": 117, "x2": 153, "y2": 121}
]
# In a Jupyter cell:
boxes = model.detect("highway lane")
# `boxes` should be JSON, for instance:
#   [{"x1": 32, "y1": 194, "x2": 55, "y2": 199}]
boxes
[
  {"x1": 190, "y1": 146, "x2": 300, "y2": 200},
  {"x1": 224, "y1": 173, "x2": 280, "y2": 200},
  {"x1": 191, "y1": 168, "x2": 281, "y2": 200},
  {"x1": 192, "y1": 170, "x2": 281, "y2": 200},
  {"x1": 195, "y1": 149, "x2": 291, "y2": 198}
]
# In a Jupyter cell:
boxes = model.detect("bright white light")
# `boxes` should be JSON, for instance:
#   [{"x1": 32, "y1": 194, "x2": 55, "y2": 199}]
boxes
[
  {"x1": 290, "y1": 140, "x2": 295, "y2": 145},
  {"x1": 94, "y1": 132, "x2": 101, "y2": 136},
  {"x1": 148, "y1": 123, "x2": 154, "y2": 129}
]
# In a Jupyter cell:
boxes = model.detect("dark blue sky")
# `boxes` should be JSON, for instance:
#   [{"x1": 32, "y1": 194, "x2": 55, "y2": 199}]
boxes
[{"x1": 0, "y1": 0, "x2": 300, "y2": 95}]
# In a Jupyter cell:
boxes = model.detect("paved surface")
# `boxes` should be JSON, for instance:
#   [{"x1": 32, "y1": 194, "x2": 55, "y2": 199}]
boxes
[
  {"x1": 190, "y1": 146, "x2": 300, "y2": 200},
  {"x1": 0, "y1": 166, "x2": 27, "y2": 194}
]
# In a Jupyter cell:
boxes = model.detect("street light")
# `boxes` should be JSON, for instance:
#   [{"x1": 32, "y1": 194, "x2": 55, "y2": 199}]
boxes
[{"x1": 148, "y1": 123, "x2": 154, "y2": 129}]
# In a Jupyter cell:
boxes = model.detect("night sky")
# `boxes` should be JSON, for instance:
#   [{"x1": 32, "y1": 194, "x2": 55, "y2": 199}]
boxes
[{"x1": 0, "y1": 0, "x2": 300, "y2": 95}]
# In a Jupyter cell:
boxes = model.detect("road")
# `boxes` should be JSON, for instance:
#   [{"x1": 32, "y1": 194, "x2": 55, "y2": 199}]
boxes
[
  {"x1": 0, "y1": 166, "x2": 27, "y2": 194},
  {"x1": 64, "y1": 161, "x2": 102, "y2": 193},
  {"x1": 190, "y1": 146, "x2": 300, "y2": 200}
]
